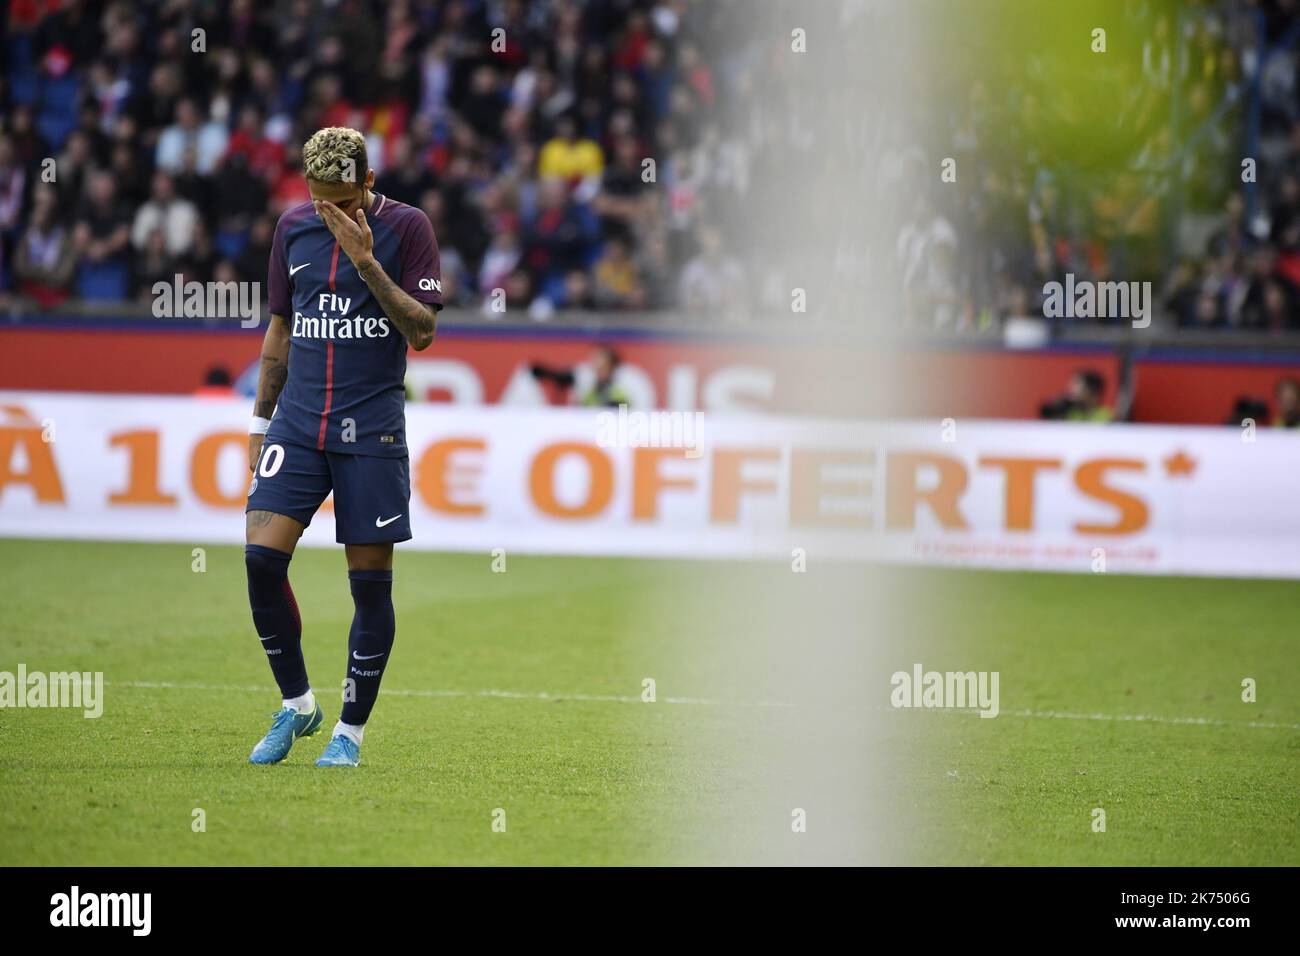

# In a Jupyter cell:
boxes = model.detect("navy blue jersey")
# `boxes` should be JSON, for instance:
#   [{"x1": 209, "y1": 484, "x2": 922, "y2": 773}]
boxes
[{"x1": 265, "y1": 193, "x2": 441, "y2": 458}]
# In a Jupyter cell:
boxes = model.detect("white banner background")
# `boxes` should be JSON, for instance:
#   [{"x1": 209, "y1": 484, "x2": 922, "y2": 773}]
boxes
[{"x1": 1, "y1": 392, "x2": 1297, "y2": 577}]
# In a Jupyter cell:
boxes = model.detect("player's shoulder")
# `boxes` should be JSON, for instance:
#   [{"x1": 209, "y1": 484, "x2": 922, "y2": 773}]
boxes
[{"x1": 371, "y1": 193, "x2": 434, "y2": 234}]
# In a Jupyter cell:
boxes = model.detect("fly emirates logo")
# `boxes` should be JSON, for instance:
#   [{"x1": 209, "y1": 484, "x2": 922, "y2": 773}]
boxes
[{"x1": 292, "y1": 293, "x2": 391, "y2": 340}]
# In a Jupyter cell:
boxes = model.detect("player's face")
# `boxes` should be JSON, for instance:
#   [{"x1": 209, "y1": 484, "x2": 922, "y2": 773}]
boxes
[{"x1": 308, "y1": 168, "x2": 375, "y2": 218}]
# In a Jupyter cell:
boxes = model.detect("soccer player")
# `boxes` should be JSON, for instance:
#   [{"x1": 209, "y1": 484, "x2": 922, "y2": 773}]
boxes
[{"x1": 243, "y1": 127, "x2": 441, "y2": 767}]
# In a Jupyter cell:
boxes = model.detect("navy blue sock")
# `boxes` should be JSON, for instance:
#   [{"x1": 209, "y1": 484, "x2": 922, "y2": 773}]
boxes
[
  {"x1": 341, "y1": 569, "x2": 395, "y2": 726},
  {"x1": 245, "y1": 545, "x2": 310, "y2": 699}
]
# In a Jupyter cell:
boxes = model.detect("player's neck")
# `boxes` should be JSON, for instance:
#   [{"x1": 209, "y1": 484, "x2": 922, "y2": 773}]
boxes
[{"x1": 363, "y1": 189, "x2": 375, "y2": 211}]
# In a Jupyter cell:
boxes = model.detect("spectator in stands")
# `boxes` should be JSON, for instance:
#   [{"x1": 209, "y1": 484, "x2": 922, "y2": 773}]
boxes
[
  {"x1": 478, "y1": 229, "x2": 523, "y2": 298},
  {"x1": 459, "y1": 63, "x2": 508, "y2": 143},
  {"x1": 235, "y1": 215, "x2": 276, "y2": 285},
  {"x1": 107, "y1": 138, "x2": 149, "y2": 209},
  {"x1": 13, "y1": 184, "x2": 77, "y2": 308},
  {"x1": 376, "y1": 135, "x2": 437, "y2": 210},
  {"x1": 1260, "y1": 280, "x2": 1296, "y2": 332},
  {"x1": 155, "y1": 98, "x2": 228, "y2": 176},
  {"x1": 52, "y1": 130, "x2": 93, "y2": 212},
  {"x1": 134, "y1": 228, "x2": 176, "y2": 302},
  {"x1": 1235, "y1": 248, "x2": 1299, "y2": 329},
  {"x1": 679, "y1": 226, "x2": 744, "y2": 316},
  {"x1": 593, "y1": 138, "x2": 651, "y2": 244},
  {"x1": 0, "y1": 134, "x2": 26, "y2": 251},
  {"x1": 225, "y1": 104, "x2": 285, "y2": 182},
  {"x1": 210, "y1": 152, "x2": 270, "y2": 244},
  {"x1": 538, "y1": 113, "x2": 605, "y2": 185},
  {"x1": 593, "y1": 235, "x2": 646, "y2": 309},
  {"x1": 560, "y1": 269, "x2": 597, "y2": 311},
  {"x1": 636, "y1": 230, "x2": 674, "y2": 309},
  {"x1": 131, "y1": 171, "x2": 199, "y2": 259},
  {"x1": 898, "y1": 193, "x2": 964, "y2": 328},
  {"x1": 497, "y1": 267, "x2": 534, "y2": 317},
  {"x1": 213, "y1": 258, "x2": 240, "y2": 293},
  {"x1": 269, "y1": 143, "x2": 312, "y2": 212},
  {"x1": 177, "y1": 221, "x2": 218, "y2": 288},
  {"x1": 6, "y1": 105, "x2": 49, "y2": 170},
  {"x1": 0, "y1": 0, "x2": 763, "y2": 318},
  {"x1": 523, "y1": 177, "x2": 600, "y2": 306},
  {"x1": 72, "y1": 171, "x2": 131, "y2": 300}
]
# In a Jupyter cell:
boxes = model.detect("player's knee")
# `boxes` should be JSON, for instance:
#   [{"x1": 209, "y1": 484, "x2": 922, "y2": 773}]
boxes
[
  {"x1": 245, "y1": 544, "x2": 292, "y2": 600},
  {"x1": 348, "y1": 569, "x2": 395, "y2": 633},
  {"x1": 348, "y1": 569, "x2": 393, "y2": 603}
]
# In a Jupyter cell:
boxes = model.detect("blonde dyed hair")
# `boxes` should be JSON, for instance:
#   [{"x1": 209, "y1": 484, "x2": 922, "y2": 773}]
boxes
[{"x1": 302, "y1": 127, "x2": 368, "y2": 183}]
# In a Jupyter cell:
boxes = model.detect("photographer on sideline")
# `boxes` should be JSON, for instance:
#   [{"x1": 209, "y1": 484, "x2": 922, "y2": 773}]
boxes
[
  {"x1": 531, "y1": 344, "x2": 632, "y2": 409},
  {"x1": 1040, "y1": 369, "x2": 1114, "y2": 422}
]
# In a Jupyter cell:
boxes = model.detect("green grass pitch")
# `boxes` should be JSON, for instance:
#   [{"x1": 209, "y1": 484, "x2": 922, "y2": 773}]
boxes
[
  {"x1": 0, "y1": 539, "x2": 1296, "y2": 865},
  {"x1": 890, "y1": 570, "x2": 1300, "y2": 866}
]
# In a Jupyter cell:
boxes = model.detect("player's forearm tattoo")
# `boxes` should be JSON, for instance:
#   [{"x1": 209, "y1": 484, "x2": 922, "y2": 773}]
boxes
[
  {"x1": 356, "y1": 257, "x2": 436, "y2": 350},
  {"x1": 253, "y1": 315, "x2": 291, "y2": 419},
  {"x1": 254, "y1": 359, "x2": 287, "y2": 419}
]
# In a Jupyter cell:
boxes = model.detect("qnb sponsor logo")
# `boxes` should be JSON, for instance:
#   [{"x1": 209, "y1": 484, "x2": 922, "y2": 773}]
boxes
[
  {"x1": 0, "y1": 664, "x2": 103, "y2": 718},
  {"x1": 1042, "y1": 272, "x2": 1152, "y2": 329},
  {"x1": 152, "y1": 273, "x2": 261, "y2": 327},
  {"x1": 418, "y1": 277, "x2": 442, "y2": 293},
  {"x1": 890, "y1": 663, "x2": 1000, "y2": 718},
  {"x1": 595, "y1": 405, "x2": 705, "y2": 455},
  {"x1": 50, "y1": 886, "x2": 151, "y2": 936}
]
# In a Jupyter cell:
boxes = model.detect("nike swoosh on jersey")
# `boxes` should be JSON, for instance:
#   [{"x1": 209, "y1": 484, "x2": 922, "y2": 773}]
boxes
[
  {"x1": 375, "y1": 514, "x2": 402, "y2": 527},
  {"x1": 289, "y1": 262, "x2": 311, "y2": 276}
]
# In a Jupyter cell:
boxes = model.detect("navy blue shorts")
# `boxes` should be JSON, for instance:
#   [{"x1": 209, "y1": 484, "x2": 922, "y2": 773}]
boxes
[{"x1": 246, "y1": 440, "x2": 412, "y2": 544}]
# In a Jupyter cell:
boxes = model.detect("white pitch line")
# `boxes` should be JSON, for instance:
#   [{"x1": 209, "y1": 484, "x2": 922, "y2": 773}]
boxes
[
  {"x1": 105, "y1": 681, "x2": 1300, "y2": 729},
  {"x1": 106, "y1": 680, "x2": 736, "y2": 707},
  {"x1": 903, "y1": 705, "x2": 1300, "y2": 731},
  {"x1": 1002, "y1": 708, "x2": 1300, "y2": 731}
]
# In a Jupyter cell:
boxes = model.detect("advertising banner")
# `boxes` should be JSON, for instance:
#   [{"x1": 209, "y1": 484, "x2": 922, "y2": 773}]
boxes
[{"x1": 1, "y1": 392, "x2": 1294, "y2": 577}]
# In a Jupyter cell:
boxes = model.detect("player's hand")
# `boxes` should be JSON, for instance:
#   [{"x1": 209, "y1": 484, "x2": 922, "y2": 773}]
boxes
[
  {"x1": 314, "y1": 200, "x2": 374, "y2": 270},
  {"x1": 249, "y1": 434, "x2": 264, "y2": 473}
]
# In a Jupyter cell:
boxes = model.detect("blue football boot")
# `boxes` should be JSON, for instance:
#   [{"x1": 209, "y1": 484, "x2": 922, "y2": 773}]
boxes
[
  {"x1": 315, "y1": 734, "x2": 361, "y2": 767},
  {"x1": 248, "y1": 702, "x2": 323, "y2": 764}
]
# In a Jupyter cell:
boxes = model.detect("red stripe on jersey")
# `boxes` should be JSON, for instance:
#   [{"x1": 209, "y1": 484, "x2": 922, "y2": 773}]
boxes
[
  {"x1": 317, "y1": 340, "x2": 334, "y2": 449},
  {"x1": 318, "y1": 238, "x2": 341, "y2": 448}
]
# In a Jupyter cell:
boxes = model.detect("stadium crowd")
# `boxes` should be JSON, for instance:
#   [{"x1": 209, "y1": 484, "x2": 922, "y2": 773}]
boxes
[
  {"x1": 898, "y1": 0, "x2": 1300, "y2": 334},
  {"x1": 0, "y1": 0, "x2": 772, "y2": 319},
  {"x1": 12, "y1": 0, "x2": 1300, "y2": 335}
]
